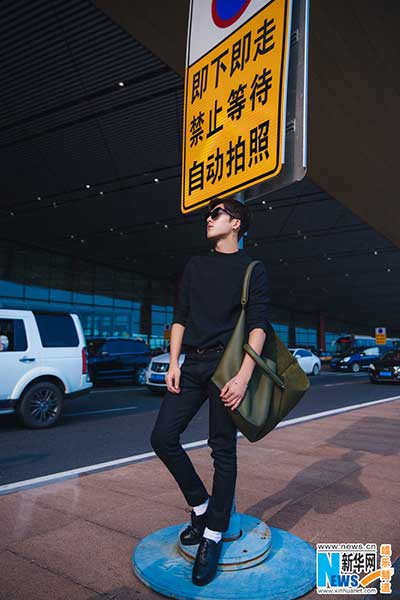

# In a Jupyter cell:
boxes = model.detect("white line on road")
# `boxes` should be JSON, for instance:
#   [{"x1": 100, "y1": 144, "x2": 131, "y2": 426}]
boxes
[
  {"x1": 322, "y1": 382, "x2": 363, "y2": 387},
  {"x1": 1, "y1": 394, "x2": 399, "y2": 497},
  {"x1": 65, "y1": 406, "x2": 138, "y2": 417}
]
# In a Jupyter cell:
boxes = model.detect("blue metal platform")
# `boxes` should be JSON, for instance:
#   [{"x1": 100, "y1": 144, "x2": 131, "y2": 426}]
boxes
[{"x1": 132, "y1": 512, "x2": 316, "y2": 599}]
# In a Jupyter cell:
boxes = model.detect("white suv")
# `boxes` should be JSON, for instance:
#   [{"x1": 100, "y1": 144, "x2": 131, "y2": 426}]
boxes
[{"x1": 0, "y1": 309, "x2": 92, "y2": 428}]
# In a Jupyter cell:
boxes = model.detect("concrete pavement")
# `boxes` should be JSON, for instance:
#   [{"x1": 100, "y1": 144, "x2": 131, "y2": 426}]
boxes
[{"x1": 1, "y1": 399, "x2": 399, "y2": 599}]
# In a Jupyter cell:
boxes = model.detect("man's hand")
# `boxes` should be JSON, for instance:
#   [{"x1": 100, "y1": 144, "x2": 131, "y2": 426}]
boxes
[
  {"x1": 166, "y1": 365, "x2": 181, "y2": 394},
  {"x1": 220, "y1": 374, "x2": 248, "y2": 411}
]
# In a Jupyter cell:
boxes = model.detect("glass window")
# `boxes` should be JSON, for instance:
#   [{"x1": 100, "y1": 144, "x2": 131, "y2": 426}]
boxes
[
  {"x1": 50, "y1": 288, "x2": 73, "y2": 303},
  {"x1": 0, "y1": 318, "x2": 27, "y2": 352},
  {"x1": 87, "y1": 338, "x2": 106, "y2": 356},
  {"x1": 25, "y1": 284, "x2": 50, "y2": 301},
  {"x1": 363, "y1": 347, "x2": 380, "y2": 356},
  {"x1": 129, "y1": 340, "x2": 149, "y2": 353},
  {"x1": 296, "y1": 327, "x2": 317, "y2": 349},
  {"x1": 102, "y1": 339, "x2": 149, "y2": 354},
  {"x1": 0, "y1": 280, "x2": 24, "y2": 298},
  {"x1": 34, "y1": 313, "x2": 79, "y2": 347}
]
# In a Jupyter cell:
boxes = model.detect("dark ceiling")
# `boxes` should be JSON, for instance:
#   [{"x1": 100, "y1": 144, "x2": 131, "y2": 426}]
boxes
[{"x1": 1, "y1": 0, "x2": 399, "y2": 334}]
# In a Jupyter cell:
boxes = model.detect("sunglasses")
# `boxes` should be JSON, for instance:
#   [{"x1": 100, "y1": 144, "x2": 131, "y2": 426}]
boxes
[{"x1": 206, "y1": 206, "x2": 236, "y2": 221}]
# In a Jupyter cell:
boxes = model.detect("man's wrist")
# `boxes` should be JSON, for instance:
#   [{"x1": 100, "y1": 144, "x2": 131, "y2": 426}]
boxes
[{"x1": 237, "y1": 369, "x2": 252, "y2": 385}]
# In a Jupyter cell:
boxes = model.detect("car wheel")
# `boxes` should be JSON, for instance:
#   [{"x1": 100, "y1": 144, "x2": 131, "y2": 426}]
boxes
[
  {"x1": 134, "y1": 367, "x2": 147, "y2": 385},
  {"x1": 312, "y1": 363, "x2": 320, "y2": 376},
  {"x1": 17, "y1": 382, "x2": 63, "y2": 429},
  {"x1": 351, "y1": 362, "x2": 360, "y2": 373}
]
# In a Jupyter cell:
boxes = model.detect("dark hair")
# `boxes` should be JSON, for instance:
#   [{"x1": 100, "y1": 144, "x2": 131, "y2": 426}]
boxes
[{"x1": 208, "y1": 196, "x2": 252, "y2": 240}]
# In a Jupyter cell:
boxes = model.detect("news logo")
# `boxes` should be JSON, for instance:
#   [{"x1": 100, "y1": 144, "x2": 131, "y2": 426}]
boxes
[{"x1": 316, "y1": 543, "x2": 394, "y2": 595}]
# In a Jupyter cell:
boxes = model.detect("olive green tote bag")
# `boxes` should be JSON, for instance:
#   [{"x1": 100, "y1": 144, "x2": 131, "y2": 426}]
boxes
[{"x1": 211, "y1": 260, "x2": 310, "y2": 442}]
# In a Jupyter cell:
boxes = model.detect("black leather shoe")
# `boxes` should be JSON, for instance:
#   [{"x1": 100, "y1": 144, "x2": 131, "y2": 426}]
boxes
[
  {"x1": 192, "y1": 537, "x2": 223, "y2": 586},
  {"x1": 179, "y1": 509, "x2": 208, "y2": 546}
]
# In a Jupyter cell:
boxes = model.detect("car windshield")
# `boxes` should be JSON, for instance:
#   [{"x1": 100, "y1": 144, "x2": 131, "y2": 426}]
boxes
[{"x1": 87, "y1": 339, "x2": 106, "y2": 357}]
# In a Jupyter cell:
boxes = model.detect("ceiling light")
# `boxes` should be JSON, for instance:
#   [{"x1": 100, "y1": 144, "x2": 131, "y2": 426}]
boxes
[
  {"x1": 118, "y1": 81, "x2": 125, "y2": 87},
  {"x1": 119, "y1": 231, "x2": 124, "y2": 236},
  {"x1": 85, "y1": 184, "x2": 90, "y2": 189},
  {"x1": 387, "y1": 268, "x2": 391, "y2": 272},
  {"x1": 154, "y1": 178, "x2": 160, "y2": 183},
  {"x1": 99, "y1": 191, "x2": 104, "y2": 195},
  {"x1": 374, "y1": 250, "x2": 378, "y2": 255},
  {"x1": 80, "y1": 239, "x2": 85, "y2": 243},
  {"x1": 262, "y1": 200, "x2": 266, "y2": 205},
  {"x1": 164, "y1": 224, "x2": 168, "y2": 229},
  {"x1": 109, "y1": 227, "x2": 114, "y2": 232},
  {"x1": 10, "y1": 211, "x2": 15, "y2": 216},
  {"x1": 37, "y1": 196, "x2": 41, "y2": 201},
  {"x1": 303, "y1": 235, "x2": 307, "y2": 240},
  {"x1": 70, "y1": 234, "x2": 75, "y2": 239},
  {"x1": 268, "y1": 205, "x2": 273, "y2": 210}
]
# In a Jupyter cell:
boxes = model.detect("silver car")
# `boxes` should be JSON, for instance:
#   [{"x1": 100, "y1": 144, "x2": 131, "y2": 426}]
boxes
[
  {"x1": 145, "y1": 352, "x2": 186, "y2": 394},
  {"x1": 289, "y1": 348, "x2": 321, "y2": 376}
]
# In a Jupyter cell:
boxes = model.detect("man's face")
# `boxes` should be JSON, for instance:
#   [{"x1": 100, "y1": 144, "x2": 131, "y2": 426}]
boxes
[{"x1": 206, "y1": 203, "x2": 240, "y2": 241}]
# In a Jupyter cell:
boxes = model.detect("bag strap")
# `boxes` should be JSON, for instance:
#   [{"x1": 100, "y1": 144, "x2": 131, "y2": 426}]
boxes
[
  {"x1": 240, "y1": 260, "x2": 286, "y2": 390},
  {"x1": 241, "y1": 260, "x2": 261, "y2": 307},
  {"x1": 243, "y1": 343, "x2": 286, "y2": 390}
]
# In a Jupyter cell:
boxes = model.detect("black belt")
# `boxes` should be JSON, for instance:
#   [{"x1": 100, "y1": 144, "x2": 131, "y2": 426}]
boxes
[{"x1": 185, "y1": 343, "x2": 224, "y2": 355}]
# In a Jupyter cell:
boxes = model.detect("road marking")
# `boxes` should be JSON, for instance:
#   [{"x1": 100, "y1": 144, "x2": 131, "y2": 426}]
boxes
[
  {"x1": 322, "y1": 382, "x2": 364, "y2": 387},
  {"x1": 65, "y1": 406, "x2": 138, "y2": 417},
  {"x1": 318, "y1": 372, "x2": 367, "y2": 377},
  {"x1": 1, "y1": 394, "x2": 399, "y2": 496}
]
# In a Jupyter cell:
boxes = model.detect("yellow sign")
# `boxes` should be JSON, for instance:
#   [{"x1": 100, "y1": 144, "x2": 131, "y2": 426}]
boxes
[
  {"x1": 182, "y1": 0, "x2": 291, "y2": 213},
  {"x1": 375, "y1": 327, "x2": 387, "y2": 345}
]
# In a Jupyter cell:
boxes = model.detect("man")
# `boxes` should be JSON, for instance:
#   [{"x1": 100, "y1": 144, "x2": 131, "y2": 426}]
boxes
[
  {"x1": 0, "y1": 334, "x2": 9, "y2": 351},
  {"x1": 150, "y1": 196, "x2": 269, "y2": 585}
]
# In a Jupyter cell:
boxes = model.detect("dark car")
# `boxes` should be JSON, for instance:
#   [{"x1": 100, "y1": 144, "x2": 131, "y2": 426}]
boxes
[
  {"x1": 330, "y1": 346, "x2": 387, "y2": 373},
  {"x1": 369, "y1": 350, "x2": 400, "y2": 384},
  {"x1": 87, "y1": 337, "x2": 151, "y2": 386}
]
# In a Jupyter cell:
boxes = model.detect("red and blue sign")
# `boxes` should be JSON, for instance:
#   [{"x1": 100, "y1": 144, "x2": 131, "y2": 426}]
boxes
[{"x1": 212, "y1": 0, "x2": 252, "y2": 28}]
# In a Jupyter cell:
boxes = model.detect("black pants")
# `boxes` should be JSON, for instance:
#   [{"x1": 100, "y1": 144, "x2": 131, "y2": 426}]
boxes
[{"x1": 150, "y1": 349, "x2": 238, "y2": 532}]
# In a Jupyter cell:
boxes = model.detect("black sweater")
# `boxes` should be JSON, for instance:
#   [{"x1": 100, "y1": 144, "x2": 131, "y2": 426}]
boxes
[{"x1": 172, "y1": 248, "x2": 269, "y2": 351}]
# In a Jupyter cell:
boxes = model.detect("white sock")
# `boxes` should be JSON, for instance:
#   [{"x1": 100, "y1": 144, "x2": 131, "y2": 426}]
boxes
[
  {"x1": 203, "y1": 527, "x2": 222, "y2": 543},
  {"x1": 192, "y1": 498, "x2": 209, "y2": 516}
]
